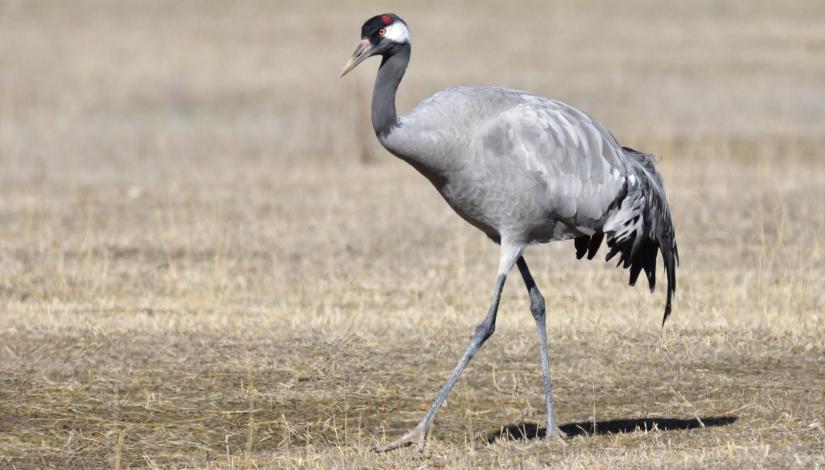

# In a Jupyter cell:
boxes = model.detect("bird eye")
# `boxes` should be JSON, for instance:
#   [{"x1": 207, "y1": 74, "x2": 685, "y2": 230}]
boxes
[{"x1": 378, "y1": 28, "x2": 386, "y2": 37}]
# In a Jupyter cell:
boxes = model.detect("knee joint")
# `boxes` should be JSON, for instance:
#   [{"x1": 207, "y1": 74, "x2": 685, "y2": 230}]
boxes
[
  {"x1": 474, "y1": 321, "x2": 495, "y2": 341},
  {"x1": 529, "y1": 290, "x2": 545, "y2": 319}
]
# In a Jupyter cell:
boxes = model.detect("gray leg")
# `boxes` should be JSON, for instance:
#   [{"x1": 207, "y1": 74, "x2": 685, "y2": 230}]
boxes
[
  {"x1": 516, "y1": 256, "x2": 566, "y2": 440},
  {"x1": 374, "y1": 274, "x2": 506, "y2": 452},
  {"x1": 374, "y1": 241, "x2": 524, "y2": 453}
]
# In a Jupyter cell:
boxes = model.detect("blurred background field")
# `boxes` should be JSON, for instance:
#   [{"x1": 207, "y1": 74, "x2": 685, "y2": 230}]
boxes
[{"x1": 1, "y1": 0, "x2": 824, "y2": 467}]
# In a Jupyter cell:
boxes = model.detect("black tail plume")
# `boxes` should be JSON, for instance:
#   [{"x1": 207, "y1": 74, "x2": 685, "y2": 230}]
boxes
[{"x1": 577, "y1": 147, "x2": 679, "y2": 325}]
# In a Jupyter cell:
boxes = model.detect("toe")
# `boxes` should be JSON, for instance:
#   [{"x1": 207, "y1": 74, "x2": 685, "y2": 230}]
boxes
[
  {"x1": 544, "y1": 426, "x2": 568, "y2": 443},
  {"x1": 372, "y1": 438, "x2": 411, "y2": 453},
  {"x1": 373, "y1": 427, "x2": 427, "y2": 453}
]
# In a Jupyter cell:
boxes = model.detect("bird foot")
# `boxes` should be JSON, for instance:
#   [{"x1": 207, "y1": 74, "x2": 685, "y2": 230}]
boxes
[
  {"x1": 372, "y1": 425, "x2": 427, "y2": 453},
  {"x1": 543, "y1": 425, "x2": 568, "y2": 444}
]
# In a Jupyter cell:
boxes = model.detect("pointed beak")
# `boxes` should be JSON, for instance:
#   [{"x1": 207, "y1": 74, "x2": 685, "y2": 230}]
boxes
[{"x1": 340, "y1": 39, "x2": 373, "y2": 77}]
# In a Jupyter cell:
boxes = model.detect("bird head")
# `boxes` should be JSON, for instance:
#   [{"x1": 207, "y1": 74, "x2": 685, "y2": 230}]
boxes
[{"x1": 340, "y1": 13, "x2": 410, "y2": 77}]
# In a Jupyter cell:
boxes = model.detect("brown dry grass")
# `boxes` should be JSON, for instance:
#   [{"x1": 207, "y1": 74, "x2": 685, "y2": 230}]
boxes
[{"x1": 2, "y1": 0, "x2": 825, "y2": 468}]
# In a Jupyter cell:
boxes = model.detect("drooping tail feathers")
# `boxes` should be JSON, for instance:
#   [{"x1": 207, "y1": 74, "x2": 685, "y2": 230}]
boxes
[{"x1": 574, "y1": 147, "x2": 679, "y2": 325}]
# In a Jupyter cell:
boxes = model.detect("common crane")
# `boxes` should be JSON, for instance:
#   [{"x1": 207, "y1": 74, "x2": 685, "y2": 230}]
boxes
[{"x1": 340, "y1": 13, "x2": 679, "y2": 452}]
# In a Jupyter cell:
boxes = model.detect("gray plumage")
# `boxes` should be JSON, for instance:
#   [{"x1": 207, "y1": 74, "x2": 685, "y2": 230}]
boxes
[
  {"x1": 383, "y1": 86, "x2": 678, "y2": 321},
  {"x1": 341, "y1": 13, "x2": 679, "y2": 452}
]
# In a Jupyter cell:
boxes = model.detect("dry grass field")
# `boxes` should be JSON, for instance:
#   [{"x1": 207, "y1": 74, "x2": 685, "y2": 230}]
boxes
[{"x1": 2, "y1": 0, "x2": 825, "y2": 468}]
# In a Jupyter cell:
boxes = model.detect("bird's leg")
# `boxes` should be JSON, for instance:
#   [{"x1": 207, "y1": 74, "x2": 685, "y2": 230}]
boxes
[
  {"x1": 516, "y1": 256, "x2": 566, "y2": 441},
  {"x1": 374, "y1": 241, "x2": 523, "y2": 453},
  {"x1": 373, "y1": 274, "x2": 506, "y2": 453}
]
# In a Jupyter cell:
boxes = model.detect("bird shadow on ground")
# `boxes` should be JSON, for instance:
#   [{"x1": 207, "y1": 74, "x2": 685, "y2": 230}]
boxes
[{"x1": 485, "y1": 416, "x2": 738, "y2": 443}]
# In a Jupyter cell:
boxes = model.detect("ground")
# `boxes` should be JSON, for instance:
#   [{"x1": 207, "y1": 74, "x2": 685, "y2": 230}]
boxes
[{"x1": 1, "y1": 1, "x2": 824, "y2": 468}]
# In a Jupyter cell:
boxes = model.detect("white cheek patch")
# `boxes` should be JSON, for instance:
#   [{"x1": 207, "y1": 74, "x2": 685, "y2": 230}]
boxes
[{"x1": 384, "y1": 22, "x2": 410, "y2": 43}]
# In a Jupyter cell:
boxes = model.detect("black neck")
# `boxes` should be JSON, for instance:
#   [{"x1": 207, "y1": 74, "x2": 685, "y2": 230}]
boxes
[{"x1": 372, "y1": 44, "x2": 410, "y2": 138}]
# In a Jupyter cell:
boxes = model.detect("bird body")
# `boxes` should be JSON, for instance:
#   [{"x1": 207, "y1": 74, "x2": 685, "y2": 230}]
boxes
[
  {"x1": 383, "y1": 86, "x2": 628, "y2": 243},
  {"x1": 382, "y1": 84, "x2": 677, "y2": 315},
  {"x1": 341, "y1": 13, "x2": 678, "y2": 452}
]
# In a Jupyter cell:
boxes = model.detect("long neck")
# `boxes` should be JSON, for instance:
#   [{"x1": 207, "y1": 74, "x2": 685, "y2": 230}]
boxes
[{"x1": 372, "y1": 45, "x2": 410, "y2": 138}]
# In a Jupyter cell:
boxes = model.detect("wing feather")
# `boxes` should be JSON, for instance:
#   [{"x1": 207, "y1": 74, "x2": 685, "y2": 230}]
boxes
[{"x1": 476, "y1": 92, "x2": 628, "y2": 227}]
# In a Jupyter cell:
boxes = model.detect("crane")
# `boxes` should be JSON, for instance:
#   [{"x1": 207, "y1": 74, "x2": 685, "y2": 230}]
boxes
[{"x1": 340, "y1": 13, "x2": 679, "y2": 452}]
